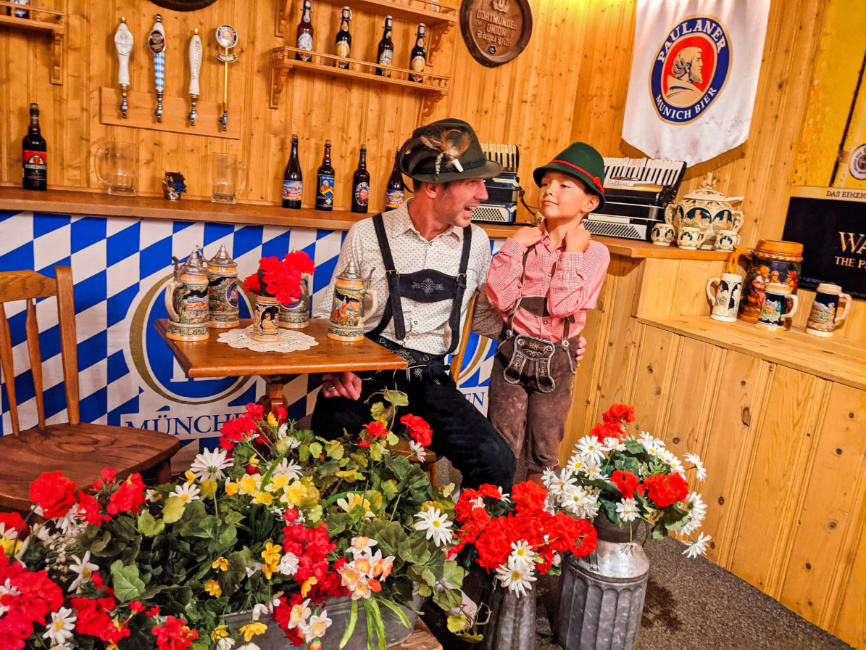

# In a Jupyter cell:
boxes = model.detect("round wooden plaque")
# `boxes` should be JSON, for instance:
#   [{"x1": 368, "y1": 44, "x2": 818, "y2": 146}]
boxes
[
  {"x1": 148, "y1": 0, "x2": 218, "y2": 11},
  {"x1": 460, "y1": 0, "x2": 533, "y2": 68}
]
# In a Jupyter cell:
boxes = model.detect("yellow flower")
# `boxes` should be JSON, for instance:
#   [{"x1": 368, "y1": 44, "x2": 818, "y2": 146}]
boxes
[
  {"x1": 336, "y1": 493, "x2": 374, "y2": 519},
  {"x1": 204, "y1": 580, "x2": 222, "y2": 597},
  {"x1": 261, "y1": 541, "x2": 282, "y2": 566},
  {"x1": 185, "y1": 470, "x2": 196, "y2": 485},
  {"x1": 211, "y1": 625, "x2": 229, "y2": 642},
  {"x1": 225, "y1": 482, "x2": 239, "y2": 496},
  {"x1": 336, "y1": 470, "x2": 360, "y2": 481},
  {"x1": 301, "y1": 576, "x2": 318, "y2": 597},
  {"x1": 240, "y1": 622, "x2": 268, "y2": 642},
  {"x1": 106, "y1": 645, "x2": 120, "y2": 650},
  {"x1": 239, "y1": 474, "x2": 261, "y2": 495},
  {"x1": 284, "y1": 480, "x2": 306, "y2": 506},
  {"x1": 267, "y1": 474, "x2": 289, "y2": 492},
  {"x1": 212, "y1": 557, "x2": 229, "y2": 571},
  {"x1": 249, "y1": 455, "x2": 260, "y2": 467},
  {"x1": 268, "y1": 412, "x2": 278, "y2": 427},
  {"x1": 254, "y1": 491, "x2": 274, "y2": 506},
  {"x1": 0, "y1": 538, "x2": 15, "y2": 556},
  {"x1": 201, "y1": 479, "x2": 218, "y2": 499}
]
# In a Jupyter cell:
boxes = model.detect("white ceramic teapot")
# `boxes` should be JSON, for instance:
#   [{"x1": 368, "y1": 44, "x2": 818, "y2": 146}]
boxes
[{"x1": 664, "y1": 173, "x2": 744, "y2": 249}]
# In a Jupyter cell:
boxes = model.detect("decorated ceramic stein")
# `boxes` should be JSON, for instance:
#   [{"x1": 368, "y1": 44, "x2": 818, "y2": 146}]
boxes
[
  {"x1": 165, "y1": 246, "x2": 210, "y2": 341},
  {"x1": 252, "y1": 294, "x2": 281, "y2": 342},
  {"x1": 207, "y1": 244, "x2": 240, "y2": 329},
  {"x1": 706, "y1": 273, "x2": 743, "y2": 322},
  {"x1": 327, "y1": 261, "x2": 378, "y2": 342},
  {"x1": 714, "y1": 230, "x2": 739, "y2": 252},
  {"x1": 664, "y1": 173, "x2": 745, "y2": 249},
  {"x1": 726, "y1": 239, "x2": 803, "y2": 324},
  {"x1": 806, "y1": 283, "x2": 852, "y2": 337},
  {"x1": 651, "y1": 222, "x2": 675, "y2": 246},
  {"x1": 677, "y1": 226, "x2": 705, "y2": 250},
  {"x1": 756, "y1": 283, "x2": 799, "y2": 332},
  {"x1": 280, "y1": 273, "x2": 313, "y2": 329}
]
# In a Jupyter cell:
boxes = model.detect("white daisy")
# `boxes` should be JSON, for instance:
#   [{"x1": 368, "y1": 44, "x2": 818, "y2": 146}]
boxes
[
  {"x1": 509, "y1": 540, "x2": 535, "y2": 569},
  {"x1": 683, "y1": 532, "x2": 711, "y2": 559},
  {"x1": 58, "y1": 505, "x2": 83, "y2": 535},
  {"x1": 172, "y1": 483, "x2": 201, "y2": 503},
  {"x1": 494, "y1": 557, "x2": 537, "y2": 597},
  {"x1": 469, "y1": 496, "x2": 485, "y2": 509},
  {"x1": 190, "y1": 448, "x2": 233, "y2": 481},
  {"x1": 67, "y1": 552, "x2": 99, "y2": 593},
  {"x1": 685, "y1": 453, "x2": 707, "y2": 481},
  {"x1": 603, "y1": 437, "x2": 626, "y2": 452},
  {"x1": 686, "y1": 492, "x2": 707, "y2": 516},
  {"x1": 545, "y1": 469, "x2": 577, "y2": 498},
  {"x1": 638, "y1": 431, "x2": 662, "y2": 449},
  {"x1": 615, "y1": 498, "x2": 639, "y2": 522},
  {"x1": 580, "y1": 458, "x2": 602, "y2": 479},
  {"x1": 409, "y1": 440, "x2": 427, "y2": 462},
  {"x1": 271, "y1": 457, "x2": 302, "y2": 481},
  {"x1": 576, "y1": 435, "x2": 606, "y2": 463},
  {"x1": 43, "y1": 606, "x2": 77, "y2": 645},
  {"x1": 566, "y1": 453, "x2": 587, "y2": 473},
  {"x1": 276, "y1": 423, "x2": 302, "y2": 448},
  {"x1": 413, "y1": 507, "x2": 453, "y2": 547},
  {"x1": 665, "y1": 453, "x2": 686, "y2": 477},
  {"x1": 562, "y1": 486, "x2": 600, "y2": 519},
  {"x1": 0, "y1": 579, "x2": 21, "y2": 616}
]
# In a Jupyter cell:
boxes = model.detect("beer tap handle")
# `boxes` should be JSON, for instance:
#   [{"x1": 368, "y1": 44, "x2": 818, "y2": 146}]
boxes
[
  {"x1": 214, "y1": 25, "x2": 238, "y2": 133},
  {"x1": 114, "y1": 17, "x2": 133, "y2": 119},
  {"x1": 148, "y1": 15, "x2": 167, "y2": 123},
  {"x1": 188, "y1": 29, "x2": 202, "y2": 126}
]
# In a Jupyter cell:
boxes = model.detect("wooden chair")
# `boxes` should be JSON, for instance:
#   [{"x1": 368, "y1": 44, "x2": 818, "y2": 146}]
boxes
[{"x1": 0, "y1": 267, "x2": 180, "y2": 513}]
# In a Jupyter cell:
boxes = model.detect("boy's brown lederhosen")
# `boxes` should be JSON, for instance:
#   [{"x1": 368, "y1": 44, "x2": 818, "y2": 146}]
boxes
[{"x1": 488, "y1": 248, "x2": 579, "y2": 472}]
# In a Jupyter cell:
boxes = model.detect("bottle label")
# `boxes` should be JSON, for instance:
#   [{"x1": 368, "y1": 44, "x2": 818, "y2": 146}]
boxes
[
  {"x1": 297, "y1": 33, "x2": 313, "y2": 51},
  {"x1": 336, "y1": 41, "x2": 350, "y2": 59},
  {"x1": 354, "y1": 182, "x2": 369, "y2": 207},
  {"x1": 411, "y1": 56, "x2": 425, "y2": 73},
  {"x1": 385, "y1": 189, "x2": 404, "y2": 210},
  {"x1": 283, "y1": 180, "x2": 302, "y2": 201},
  {"x1": 379, "y1": 50, "x2": 393, "y2": 66},
  {"x1": 317, "y1": 174, "x2": 335, "y2": 207},
  {"x1": 23, "y1": 150, "x2": 47, "y2": 177}
]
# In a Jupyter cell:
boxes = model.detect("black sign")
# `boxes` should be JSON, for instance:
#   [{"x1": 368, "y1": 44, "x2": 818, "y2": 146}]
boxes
[{"x1": 782, "y1": 196, "x2": 866, "y2": 299}]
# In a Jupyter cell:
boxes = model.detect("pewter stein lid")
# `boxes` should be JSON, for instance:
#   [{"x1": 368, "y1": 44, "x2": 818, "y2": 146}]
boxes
[
  {"x1": 337, "y1": 260, "x2": 363, "y2": 283},
  {"x1": 207, "y1": 243, "x2": 237, "y2": 270},
  {"x1": 176, "y1": 246, "x2": 209, "y2": 277}
]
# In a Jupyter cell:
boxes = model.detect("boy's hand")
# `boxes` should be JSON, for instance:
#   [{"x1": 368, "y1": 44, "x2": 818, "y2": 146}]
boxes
[
  {"x1": 565, "y1": 227, "x2": 592, "y2": 253},
  {"x1": 511, "y1": 226, "x2": 544, "y2": 248}
]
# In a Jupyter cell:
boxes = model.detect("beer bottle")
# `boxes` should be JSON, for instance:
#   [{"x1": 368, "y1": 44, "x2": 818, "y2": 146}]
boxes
[
  {"x1": 335, "y1": 6, "x2": 352, "y2": 70},
  {"x1": 22, "y1": 103, "x2": 47, "y2": 191},
  {"x1": 409, "y1": 24, "x2": 426, "y2": 83},
  {"x1": 376, "y1": 16, "x2": 394, "y2": 77},
  {"x1": 384, "y1": 148, "x2": 404, "y2": 210},
  {"x1": 316, "y1": 140, "x2": 336, "y2": 211},
  {"x1": 351, "y1": 145, "x2": 370, "y2": 214},
  {"x1": 282, "y1": 134, "x2": 303, "y2": 209},
  {"x1": 296, "y1": 0, "x2": 314, "y2": 62}
]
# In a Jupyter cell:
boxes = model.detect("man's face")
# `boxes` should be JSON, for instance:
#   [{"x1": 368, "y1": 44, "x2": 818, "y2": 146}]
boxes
[
  {"x1": 689, "y1": 52, "x2": 704, "y2": 84},
  {"x1": 430, "y1": 178, "x2": 488, "y2": 228}
]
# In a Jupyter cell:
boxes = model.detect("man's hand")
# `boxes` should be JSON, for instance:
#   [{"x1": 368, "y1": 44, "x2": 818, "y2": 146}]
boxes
[
  {"x1": 574, "y1": 335, "x2": 587, "y2": 364},
  {"x1": 510, "y1": 226, "x2": 544, "y2": 248},
  {"x1": 565, "y1": 227, "x2": 592, "y2": 253},
  {"x1": 321, "y1": 371, "x2": 362, "y2": 400}
]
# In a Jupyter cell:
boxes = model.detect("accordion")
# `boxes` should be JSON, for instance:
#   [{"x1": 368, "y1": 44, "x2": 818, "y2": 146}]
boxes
[
  {"x1": 471, "y1": 143, "x2": 521, "y2": 224},
  {"x1": 584, "y1": 158, "x2": 688, "y2": 241}
]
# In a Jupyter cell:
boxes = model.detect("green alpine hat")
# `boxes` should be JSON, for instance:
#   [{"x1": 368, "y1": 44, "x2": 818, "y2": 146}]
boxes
[
  {"x1": 399, "y1": 118, "x2": 501, "y2": 184},
  {"x1": 533, "y1": 142, "x2": 606, "y2": 211}
]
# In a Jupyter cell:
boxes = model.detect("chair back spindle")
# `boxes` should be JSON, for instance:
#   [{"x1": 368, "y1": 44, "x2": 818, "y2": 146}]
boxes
[
  {"x1": 55, "y1": 267, "x2": 80, "y2": 425},
  {"x1": 25, "y1": 299, "x2": 46, "y2": 429},
  {"x1": 0, "y1": 304, "x2": 20, "y2": 435}
]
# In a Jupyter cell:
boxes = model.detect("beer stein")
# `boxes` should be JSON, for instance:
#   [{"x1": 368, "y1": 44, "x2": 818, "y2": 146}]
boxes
[
  {"x1": 726, "y1": 240, "x2": 803, "y2": 323},
  {"x1": 252, "y1": 294, "x2": 281, "y2": 342},
  {"x1": 706, "y1": 273, "x2": 743, "y2": 323},
  {"x1": 806, "y1": 283, "x2": 852, "y2": 337},
  {"x1": 206, "y1": 244, "x2": 240, "y2": 329},
  {"x1": 756, "y1": 283, "x2": 799, "y2": 332},
  {"x1": 280, "y1": 273, "x2": 313, "y2": 329},
  {"x1": 676, "y1": 226, "x2": 706, "y2": 250},
  {"x1": 714, "y1": 229, "x2": 740, "y2": 252},
  {"x1": 95, "y1": 141, "x2": 136, "y2": 195},
  {"x1": 210, "y1": 152, "x2": 247, "y2": 204},
  {"x1": 651, "y1": 222, "x2": 675, "y2": 246},
  {"x1": 327, "y1": 261, "x2": 378, "y2": 342},
  {"x1": 165, "y1": 246, "x2": 210, "y2": 341}
]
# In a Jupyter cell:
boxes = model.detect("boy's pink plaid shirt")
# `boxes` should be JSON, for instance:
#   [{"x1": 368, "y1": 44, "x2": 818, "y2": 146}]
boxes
[{"x1": 485, "y1": 233, "x2": 610, "y2": 341}]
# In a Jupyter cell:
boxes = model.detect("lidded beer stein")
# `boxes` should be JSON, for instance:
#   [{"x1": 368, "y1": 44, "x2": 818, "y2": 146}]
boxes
[
  {"x1": 726, "y1": 240, "x2": 803, "y2": 323},
  {"x1": 327, "y1": 261, "x2": 378, "y2": 342},
  {"x1": 280, "y1": 272, "x2": 313, "y2": 329},
  {"x1": 165, "y1": 246, "x2": 210, "y2": 341},
  {"x1": 206, "y1": 244, "x2": 239, "y2": 329}
]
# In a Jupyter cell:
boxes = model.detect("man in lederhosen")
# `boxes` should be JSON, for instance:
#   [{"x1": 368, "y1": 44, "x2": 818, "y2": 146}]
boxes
[{"x1": 311, "y1": 118, "x2": 523, "y2": 489}]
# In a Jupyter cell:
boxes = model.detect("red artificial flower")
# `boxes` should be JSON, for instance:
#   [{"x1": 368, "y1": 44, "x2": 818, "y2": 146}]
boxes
[
  {"x1": 258, "y1": 256, "x2": 304, "y2": 305},
  {"x1": 92, "y1": 467, "x2": 118, "y2": 490},
  {"x1": 0, "y1": 512, "x2": 27, "y2": 540},
  {"x1": 0, "y1": 551, "x2": 64, "y2": 649},
  {"x1": 591, "y1": 419, "x2": 628, "y2": 441},
  {"x1": 512, "y1": 481, "x2": 548, "y2": 515},
  {"x1": 400, "y1": 414, "x2": 433, "y2": 447},
  {"x1": 642, "y1": 472, "x2": 689, "y2": 508},
  {"x1": 243, "y1": 271, "x2": 262, "y2": 294},
  {"x1": 107, "y1": 473, "x2": 147, "y2": 515},
  {"x1": 284, "y1": 250, "x2": 316, "y2": 275},
  {"x1": 29, "y1": 471, "x2": 77, "y2": 519},
  {"x1": 76, "y1": 492, "x2": 111, "y2": 526},
  {"x1": 246, "y1": 403, "x2": 265, "y2": 418},
  {"x1": 130, "y1": 600, "x2": 145, "y2": 614},
  {"x1": 365, "y1": 421, "x2": 388, "y2": 438},
  {"x1": 72, "y1": 595, "x2": 130, "y2": 643},
  {"x1": 603, "y1": 403, "x2": 636, "y2": 424},
  {"x1": 146, "y1": 605, "x2": 161, "y2": 618},
  {"x1": 477, "y1": 484, "x2": 504, "y2": 501},
  {"x1": 610, "y1": 470, "x2": 644, "y2": 500},
  {"x1": 571, "y1": 518, "x2": 598, "y2": 557},
  {"x1": 358, "y1": 439, "x2": 370, "y2": 448},
  {"x1": 152, "y1": 615, "x2": 199, "y2": 650},
  {"x1": 276, "y1": 407, "x2": 288, "y2": 422}
]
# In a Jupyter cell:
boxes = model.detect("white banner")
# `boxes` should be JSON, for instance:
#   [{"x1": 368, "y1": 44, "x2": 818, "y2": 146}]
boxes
[{"x1": 621, "y1": 0, "x2": 772, "y2": 166}]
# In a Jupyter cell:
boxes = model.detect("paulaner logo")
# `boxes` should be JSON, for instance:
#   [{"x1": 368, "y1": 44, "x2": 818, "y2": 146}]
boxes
[{"x1": 649, "y1": 16, "x2": 732, "y2": 125}]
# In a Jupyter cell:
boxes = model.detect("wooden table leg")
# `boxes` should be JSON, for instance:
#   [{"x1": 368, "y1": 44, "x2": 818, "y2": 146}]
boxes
[{"x1": 260, "y1": 374, "x2": 290, "y2": 413}]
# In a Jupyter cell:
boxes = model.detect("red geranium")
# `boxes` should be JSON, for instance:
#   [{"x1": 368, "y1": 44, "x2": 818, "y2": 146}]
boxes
[
  {"x1": 512, "y1": 481, "x2": 547, "y2": 515},
  {"x1": 365, "y1": 421, "x2": 388, "y2": 438},
  {"x1": 0, "y1": 512, "x2": 27, "y2": 540},
  {"x1": 0, "y1": 551, "x2": 64, "y2": 650},
  {"x1": 242, "y1": 271, "x2": 262, "y2": 294},
  {"x1": 152, "y1": 615, "x2": 199, "y2": 650},
  {"x1": 603, "y1": 403, "x2": 636, "y2": 424},
  {"x1": 400, "y1": 414, "x2": 433, "y2": 447},
  {"x1": 107, "y1": 473, "x2": 147, "y2": 515},
  {"x1": 591, "y1": 419, "x2": 627, "y2": 441},
  {"x1": 29, "y1": 471, "x2": 77, "y2": 519},
  {"x1": 76, "y1": 492, "x2": 111, "y2": 526},
  {"x1": 642, "y1": 472, "x2": 689, "y2": 508},
  {"x1": 285, "y1": 250, "x2": 316, "y2": 276},
  {"x1": 610, "y1": 470, "x2": 644, "y2": 500},
  {"x1": 71, "y1": 595, "x2": 130, "y2": 643}
]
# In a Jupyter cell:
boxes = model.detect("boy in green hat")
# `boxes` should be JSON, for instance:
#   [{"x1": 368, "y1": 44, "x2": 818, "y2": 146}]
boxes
[{"x1": 485, "y1": 142, "x2": 611, "y2": 484}]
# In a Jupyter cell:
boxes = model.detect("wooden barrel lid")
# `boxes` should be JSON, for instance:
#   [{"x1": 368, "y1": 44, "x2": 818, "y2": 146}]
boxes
[{"x1": 755, "y1": 239, "x2": 803, "y2": 255}]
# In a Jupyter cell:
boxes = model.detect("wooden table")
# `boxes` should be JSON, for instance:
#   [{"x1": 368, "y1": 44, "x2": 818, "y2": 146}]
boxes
[{"x1": 155, "y1": 318, "x2": 408, "y2": 411}]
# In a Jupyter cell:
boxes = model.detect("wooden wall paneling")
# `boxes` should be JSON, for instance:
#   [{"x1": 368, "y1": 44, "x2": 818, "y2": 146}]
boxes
[
  {"x1": 634, "y1": 258, "x2": 680, "y2": 318},
  {"x1": 669, "y1": 259, "x2": 726, "y2": 318},
  {"x1": 834, "y1": 491, "x2": 866, "y2": 649},
  {"x1": 779, "y1": 383, "x2": 866, "y2": 628},
  {"x1": 728, "y1": 365, "x2": 822, "y2": 594},
  {"x1": 627, "y1": 325, "x2": 678, "y2": 437},
  {"x1": 699, "y1": 351, "x2": 768, "y2": 567}
]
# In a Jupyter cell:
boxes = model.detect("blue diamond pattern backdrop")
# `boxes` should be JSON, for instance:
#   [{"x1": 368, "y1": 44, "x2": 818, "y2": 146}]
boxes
[{"x1": 0, "y1": 211, "x2": 498, "y2": 452}]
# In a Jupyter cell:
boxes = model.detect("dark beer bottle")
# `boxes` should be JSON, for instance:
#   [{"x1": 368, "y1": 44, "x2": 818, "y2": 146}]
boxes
[
  {"x1": 22, "y1": 103, "x2": 47, "y2": 191},
  {"x1": 385, "y1": 148, "x2": 404, "y2": 210},
  {"x1": 282, "y1": 134, "x2": 302, "y2": 209},
  {"x1": 351, "y1": 145, "x2": 370, "y2": 214},
  {"x1": 316, "y1": 140, "x2": 335, "y2": 211},
  {"x1": 376, "y1": 16, "x2": 394, "y2": 77},
  {"x1": 409, "y1": 24, "x2": 426, "y2": 82},
  {"x1": 335, "y1": 6, "x2": 352, "y2": 69},
  {"x1": 296, "y1": 0, "x2": 314, "y2": 62}
]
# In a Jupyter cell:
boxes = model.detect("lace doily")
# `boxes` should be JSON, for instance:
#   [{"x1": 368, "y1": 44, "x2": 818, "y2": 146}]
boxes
[{"x1": 217, "y1": 325, "x2": 319, "y2": 353}]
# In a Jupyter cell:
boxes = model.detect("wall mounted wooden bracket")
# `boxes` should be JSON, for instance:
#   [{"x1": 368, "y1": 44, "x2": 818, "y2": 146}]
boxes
[
  {"x1": 276, "y1": 0, "x2": 456, "y2": 37},
  {"x1": 0, "y1": 0, "x2": 66, "y2": 85},
  {"x1": 270, "y1": 46, "x2": 448, "y2": 110},
  {"x1": 99, "y1": 87, "x2": 242, "y2": 139}
]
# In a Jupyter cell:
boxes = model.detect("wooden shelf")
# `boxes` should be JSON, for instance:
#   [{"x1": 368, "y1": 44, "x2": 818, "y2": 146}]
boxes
[
  {"x1": 276, "y1": 0, "x2": 457, "y2": 37},
  {"x1": 0, "y1": 1, "x2": 66, "y2": 85},
  {"x1": 270, "y1": 46, "x2": 448, "y2": 113},
  {"x1": 637, "y1": 314, "x2": 866, "y2": 390}
]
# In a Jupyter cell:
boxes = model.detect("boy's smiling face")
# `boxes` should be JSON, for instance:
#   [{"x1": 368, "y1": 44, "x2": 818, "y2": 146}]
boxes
[{"x1": 539, "y1": 170, "x2": 599, "y2": 222}]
